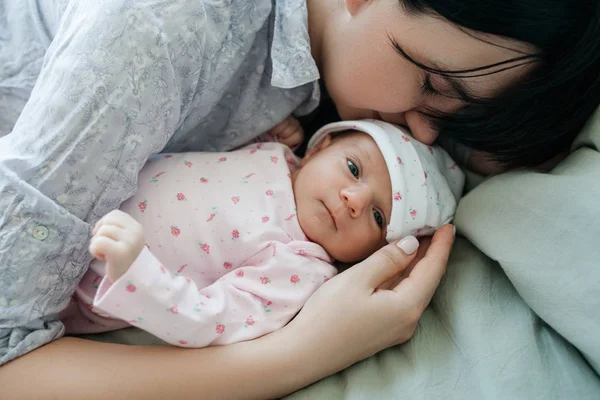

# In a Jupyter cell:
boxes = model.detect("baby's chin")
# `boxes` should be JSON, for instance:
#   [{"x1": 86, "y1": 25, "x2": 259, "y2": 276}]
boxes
[
  {"x1": 323, "y1": 245, "x2": 367, "y2": 265},
  {"x1": 323, "y1": 241, "x2": 388, "y2": 265}
]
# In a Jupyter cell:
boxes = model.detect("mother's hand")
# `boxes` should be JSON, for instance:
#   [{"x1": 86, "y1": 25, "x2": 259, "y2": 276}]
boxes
[
  {"x1": 0, "y1": 225, "x2": 455, "y2": 400},
  {"x1": 286, "y1": 224, "x2": 455, "y2": 369}
]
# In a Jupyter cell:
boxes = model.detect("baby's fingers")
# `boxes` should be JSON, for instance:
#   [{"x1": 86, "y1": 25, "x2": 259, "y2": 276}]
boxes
[
  {"x1": 89, "y1": 235, "x2": 116, "y2": 260},
  {"x1": 268, "y1": 116, "x2": 293, "y2": 135},
  {"x1": 95, "y1": 224, "x2": 126, "y2": 241},
  {"x1": 90, "y1": 235, "x2": 131, "y2": 262},
  {"x1": 92, "y1": 219, "x2": 104, "y2": 236},
  {"x1": 278, "y1": 118, "x2": 302, "y2": 137},
  {"x1": 280, "y1": 130, "x2": 304, "y2": 148},
  {"x1": 101, "y1": 210, "x2": 137, "y2": 227}
]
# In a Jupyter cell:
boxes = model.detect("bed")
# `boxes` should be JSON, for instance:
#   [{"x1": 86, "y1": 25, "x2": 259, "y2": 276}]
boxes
[{"x1": 84, "y1": 106, "x2": 600, "y2": 399}]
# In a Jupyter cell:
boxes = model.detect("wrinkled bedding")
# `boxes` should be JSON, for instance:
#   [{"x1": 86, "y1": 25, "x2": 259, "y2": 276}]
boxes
[
  {"x1": 3, "y1": 0, "x2": 598, "y2": 396},
  {"x1": 85, "y1": 107, "x2": 600, "y2": 398}
]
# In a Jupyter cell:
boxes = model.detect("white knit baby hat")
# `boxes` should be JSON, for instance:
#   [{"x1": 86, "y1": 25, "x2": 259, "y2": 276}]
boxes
[{"x1": 307, "y1": 119, "x2": 465, "y2": 241}]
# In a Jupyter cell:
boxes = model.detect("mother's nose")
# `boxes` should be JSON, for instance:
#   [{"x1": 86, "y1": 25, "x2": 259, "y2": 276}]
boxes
[{"x1": 378, "y1": 110, "x2": 440, "y2": 145}]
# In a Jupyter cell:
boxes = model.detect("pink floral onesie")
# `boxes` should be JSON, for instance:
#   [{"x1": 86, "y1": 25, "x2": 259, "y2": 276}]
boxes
[{"x1": 61, "y1": 143, "x2": 337, "y2": 347}]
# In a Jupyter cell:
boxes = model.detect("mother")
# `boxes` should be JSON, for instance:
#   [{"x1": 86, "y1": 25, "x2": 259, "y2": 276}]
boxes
[{"x1": 1, "y1": 0, "x2": 598, "y2": 398}]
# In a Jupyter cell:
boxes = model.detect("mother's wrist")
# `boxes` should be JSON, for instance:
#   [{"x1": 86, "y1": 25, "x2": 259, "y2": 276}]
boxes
[{"x1": 253, "y1": 320, "x2": 348, "y2": 395}]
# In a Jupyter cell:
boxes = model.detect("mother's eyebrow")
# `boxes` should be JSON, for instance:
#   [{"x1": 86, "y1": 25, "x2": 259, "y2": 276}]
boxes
[
  {"x1": 426, "y1": 57, "x2": 535, "y2": 102},
  {"x1": 387, "y1": 36, "x2": 536, "y2": 102},
  {"x1": 386, "y1": 37, "x2": 475, "y2": 100}
]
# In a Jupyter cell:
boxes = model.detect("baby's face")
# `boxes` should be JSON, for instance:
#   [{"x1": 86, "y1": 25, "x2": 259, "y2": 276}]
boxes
[{"x1": 292, "y1": 131, "x2": 392, "y2": 263}]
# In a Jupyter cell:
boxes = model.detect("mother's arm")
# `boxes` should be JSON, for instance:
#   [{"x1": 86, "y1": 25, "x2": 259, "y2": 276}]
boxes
[
  {"x1": 0, "y1": 0, "x2": 196, "y2": 364},
  {"x1": 0, "y1": 332, "x2": 319, "y2": 400},
  {"x1": 0, "y1": 227, "x2": 454, "y2": 400}
]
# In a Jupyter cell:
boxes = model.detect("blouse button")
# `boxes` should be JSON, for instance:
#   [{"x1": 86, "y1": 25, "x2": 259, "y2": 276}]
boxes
[{"x1": 32, "y1": 225, "x2": 49, "y2": 241}]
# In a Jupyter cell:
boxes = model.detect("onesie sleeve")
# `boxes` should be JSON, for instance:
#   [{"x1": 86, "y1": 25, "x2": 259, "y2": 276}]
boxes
[{"x1": 93, "y1": 243, "x2": 336, "y2": 347}]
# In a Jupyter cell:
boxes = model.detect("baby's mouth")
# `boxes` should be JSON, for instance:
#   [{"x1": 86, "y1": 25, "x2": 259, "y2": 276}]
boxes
[{"x1": 323, "y1": 202, "x2": 337, "y2": 230}]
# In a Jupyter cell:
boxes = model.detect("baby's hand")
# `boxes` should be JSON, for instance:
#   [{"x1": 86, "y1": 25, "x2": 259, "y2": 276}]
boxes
[
  {"x1": 89, "y1": 210, "x2": 145, "y2": 283},
  {"x1": 268, "y1": 115, "x2": 304, "y2": 149}
]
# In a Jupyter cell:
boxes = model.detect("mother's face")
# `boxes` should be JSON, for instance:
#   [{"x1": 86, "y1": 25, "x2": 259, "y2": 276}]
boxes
[{"x1": 318, "y1": 0, "x2": 536, "y2": 145}]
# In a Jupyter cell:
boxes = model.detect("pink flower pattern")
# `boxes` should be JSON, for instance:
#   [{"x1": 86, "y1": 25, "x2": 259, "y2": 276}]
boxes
[
  {"x1": 150, "y1": 171, "x2": 166, "y2": 183},
  {"x1": 199, "y1": 243, "x2": 210, "y2": 254},
  {"x1": 176, "y1": 264, "x2": 187, "y2": 275},
  {"x1": 410, "y1": 208, "x2": 417, "y2": 220},
  {"x1": 82, "y1": 147, "x2": 342, "y2": 348},
  {"x1": 138, "y1": 200, "x2": 148, "y2": 212}
]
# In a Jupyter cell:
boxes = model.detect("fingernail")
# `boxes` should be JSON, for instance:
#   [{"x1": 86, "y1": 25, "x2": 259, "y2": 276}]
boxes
[{"x1": 397, "y1": 235, "x2": 419, "y2": 255}]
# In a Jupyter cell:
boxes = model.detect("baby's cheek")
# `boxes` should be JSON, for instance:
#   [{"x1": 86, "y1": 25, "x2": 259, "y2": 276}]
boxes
[
  {"x1": 370, "y1": 239, "x2": 388, "y2": 258},
  {"x1": 338, "y1": 236, "x2": 385, "y2": 264}
]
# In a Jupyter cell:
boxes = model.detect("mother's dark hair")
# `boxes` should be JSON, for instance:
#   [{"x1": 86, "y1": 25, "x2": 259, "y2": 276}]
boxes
[{"x1": 402, "y1": 0, "x2": 600, "y2": 168}]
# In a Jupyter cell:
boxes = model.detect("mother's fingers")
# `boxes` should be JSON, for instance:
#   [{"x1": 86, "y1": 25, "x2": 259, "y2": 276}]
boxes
[
  {"x1": 394, "y1": 224, "x2": 455, "y2": 304},
  {"x1": 376, "y1": 236, "x2": 432, "y2": 291},
  {"x1": 354, "y1": 237, "x2": 419, "y2": 289}
]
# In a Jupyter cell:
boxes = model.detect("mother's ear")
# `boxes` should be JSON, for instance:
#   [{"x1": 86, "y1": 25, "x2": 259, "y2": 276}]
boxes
[{"x1": 301, "y1": 135, "x2": 334, "y2": 166}]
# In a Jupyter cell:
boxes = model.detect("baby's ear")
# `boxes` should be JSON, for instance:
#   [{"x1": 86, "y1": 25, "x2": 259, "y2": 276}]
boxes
[{"x1": 301, "y1": 135, "x2": 333, "y2": 166}]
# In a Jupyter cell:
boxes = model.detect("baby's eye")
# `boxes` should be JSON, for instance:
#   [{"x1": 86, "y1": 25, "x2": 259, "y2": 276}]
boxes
[
  {"x1": 347, "y1": 160, "x2": 359, "y2": 178},
  {"x1": 372, "y1": 209, "x2": 384, "y2": 228}
]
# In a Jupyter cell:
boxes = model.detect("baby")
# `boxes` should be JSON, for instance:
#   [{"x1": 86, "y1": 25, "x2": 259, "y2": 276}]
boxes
[{"x1": 61, "y1": 120, "x2": 464, "y2": 347}]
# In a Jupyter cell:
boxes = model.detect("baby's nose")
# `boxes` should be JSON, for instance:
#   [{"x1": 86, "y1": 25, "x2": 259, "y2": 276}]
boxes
[{"x1": 341, "y1": 185, "x2": 372, "y2": 217}]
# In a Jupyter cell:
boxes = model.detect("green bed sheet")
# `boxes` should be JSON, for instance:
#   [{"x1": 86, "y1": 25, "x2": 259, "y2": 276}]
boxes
[{"x1": 84, "y1": 107, "x2": 600, "y2": 399}]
